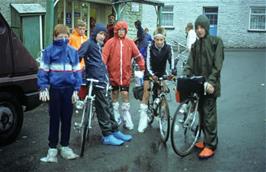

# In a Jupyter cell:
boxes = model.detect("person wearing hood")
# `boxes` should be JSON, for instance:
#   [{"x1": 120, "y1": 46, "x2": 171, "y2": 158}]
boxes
[
  {"x1": 183, "y1": 15, "x2": 224, "y2": 159},
  {"x1": 102, "y1": 21, "x2": 145, "y2": 130},
  {"x1": 38, "y1": 24, "x2": 82, "y2": 163},
  {"x1": 78, "y1": 23, "x2": 132, "y2": 146}
]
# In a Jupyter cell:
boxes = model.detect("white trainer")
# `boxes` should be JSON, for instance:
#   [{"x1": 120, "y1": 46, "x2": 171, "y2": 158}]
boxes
[
  {"x1": 121, "y1": 102, "x2": 134, "y2": 130},
  {"x1": 40, "y1": 148, "x2": 58, "y2": 163},
  {"x1": 112, "y1": 102, "x2": 122, "y2": 125},
  {"x1": 60, "y1": 146, "x2": 79, "y2": 160},
  {"x1": 138, "y1": 104, "x2": 148, "y2": 133}
]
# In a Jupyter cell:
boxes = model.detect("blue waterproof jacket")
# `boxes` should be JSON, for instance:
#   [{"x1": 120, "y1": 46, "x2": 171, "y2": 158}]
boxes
[
  {"x1": 78, "y1": 24, "x2": 109, "y2": 87},
  {"x1": 37, "y1": 39, "x2": 82, "y2": 91}
]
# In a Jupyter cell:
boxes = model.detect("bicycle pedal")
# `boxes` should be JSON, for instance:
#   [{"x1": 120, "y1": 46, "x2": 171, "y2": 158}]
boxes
[{"x1": 74, "y1": 122, "x2": 82, "y2": 128}]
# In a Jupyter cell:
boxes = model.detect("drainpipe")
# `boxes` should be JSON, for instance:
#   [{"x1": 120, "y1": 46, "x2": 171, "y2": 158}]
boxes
[
  {"x1": 45, "y1": 0, "x2": 54, "y2": 47},
  {"x1": 158, "y1": 6, "x2": 162, "y2": 27}
]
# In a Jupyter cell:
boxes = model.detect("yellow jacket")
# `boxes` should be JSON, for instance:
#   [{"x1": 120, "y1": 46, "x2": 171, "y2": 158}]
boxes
[{"x1": 69, "y1": 30, "x2": 88, "y2": 69}]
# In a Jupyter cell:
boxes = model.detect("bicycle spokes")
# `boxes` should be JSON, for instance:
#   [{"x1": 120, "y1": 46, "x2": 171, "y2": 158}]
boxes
[
  {"x1": 171, "y1": 102, "x2": 201, "y2": 157},
  {"x1": 158, "y1": 97, "x2": 170, "y2": 143}
]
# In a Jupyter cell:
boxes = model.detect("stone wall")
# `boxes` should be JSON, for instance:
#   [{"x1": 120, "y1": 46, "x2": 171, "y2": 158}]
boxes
[
  {"x1": 142, "y1": 0, "x2": 266, "y2": 48},
  {"x1": 120, "y1": 2, "x2": 142, "y2": 39}
]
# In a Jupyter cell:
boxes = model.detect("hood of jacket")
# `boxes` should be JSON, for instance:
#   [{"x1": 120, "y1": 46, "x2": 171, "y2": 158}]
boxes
[
  {"x1": 91, "y1": 23, "x2": 107, "y2": 40},
  {"x1": 195, "y1": 15, "x2": 210, "y2": 35},
  {"x1": 114, "y1": 21, "x2": 128, "y2": 38}
]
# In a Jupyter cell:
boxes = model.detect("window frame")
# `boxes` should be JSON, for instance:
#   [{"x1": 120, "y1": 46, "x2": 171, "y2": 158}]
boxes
[
  {"x1": 161, "y1": 5, "x2": 174, "y2": 29},
  {"x1": 203, "y1": 6, "x2": 219, "y2": 36},
  {"x1": 248, "y1": 6, "x2": 266, "y2": 32}
]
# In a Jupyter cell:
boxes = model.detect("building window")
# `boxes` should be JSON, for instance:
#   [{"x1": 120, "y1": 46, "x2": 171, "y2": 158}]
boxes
[
  {"x1": 249, "y1": 6, "x2": 266, "y2": 31},
  {"x1": 203, "y1": 7, "x2": 218, "y2": 36},
  {"x1": 161, "y1": 5, "x2": 174, "y2": 28}
]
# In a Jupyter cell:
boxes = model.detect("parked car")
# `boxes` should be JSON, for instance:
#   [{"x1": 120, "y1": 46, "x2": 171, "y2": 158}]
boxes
[{"x1": 0, "y1": 13, "x2": 40, "y2": 145}]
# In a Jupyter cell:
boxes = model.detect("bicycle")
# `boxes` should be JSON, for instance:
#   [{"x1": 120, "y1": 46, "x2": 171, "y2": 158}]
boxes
[
  {"x1": 146, "y1": 75, "x2": 175, "y2": 143},
  {"x1": 73, "y1": 78, "x2": 99, "y2": 157},
  {"x1": 170, "y1": 76, "x2": 205, "y2": 157}
]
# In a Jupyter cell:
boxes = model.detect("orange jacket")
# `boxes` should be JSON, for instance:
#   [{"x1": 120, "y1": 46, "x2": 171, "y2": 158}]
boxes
[
  {"x1": 69, "y1": 30, "x2": 87, "y2": 69},
  {"x1": 103, "y1": 21, "x2": 145, "y2": 87}
]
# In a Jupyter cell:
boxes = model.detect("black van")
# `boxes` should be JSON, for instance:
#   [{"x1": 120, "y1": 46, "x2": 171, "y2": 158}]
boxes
[{"x1": 0, "y1": 13, "x2": 40, "y2": 145}]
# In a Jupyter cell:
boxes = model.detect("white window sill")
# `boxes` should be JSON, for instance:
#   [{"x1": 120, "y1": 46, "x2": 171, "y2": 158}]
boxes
[
  {"x1": 162, "y1": 26, "x2": 175, "y2": 30},
  {"x1": 248, "y1": 29, "x2": 266, "y2": 32}
]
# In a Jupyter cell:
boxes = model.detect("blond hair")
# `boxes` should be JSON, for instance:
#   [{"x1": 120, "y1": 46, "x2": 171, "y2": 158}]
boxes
[
  {"x1": 53, "y1": 24, "x2": 69, "y2": 37},
  {"x1": 153, "y1": 27, "x2": 166, "y2": 38},
  {"x1": 75, "y1": 19, "x2": 86, "y2": 28}
]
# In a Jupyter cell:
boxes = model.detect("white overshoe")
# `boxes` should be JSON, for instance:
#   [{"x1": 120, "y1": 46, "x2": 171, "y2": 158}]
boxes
[
  {"x1": 121, "y1": 103, "x2": 134, "y2": 130},
  {"x1": 40, "y1": 148, "x2": 58, "y2": 163},
  {"x1": 138, "y1": 104, "x2": 148, "y2": 133},
  {"x1": 113, "y1": 102, "x2": 122, "y2": 125},
  {"x1": 60, "y1": 146, "x2": 79, "y2": 160}
]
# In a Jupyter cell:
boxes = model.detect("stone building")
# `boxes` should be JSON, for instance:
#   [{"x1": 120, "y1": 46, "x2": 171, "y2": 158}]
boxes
[
  {"x1": 142, "y1": 0, "x2": 266, "y2": 48},
  {"x1": 2, "y1": 0, "x2": 264, "y2": 48}
]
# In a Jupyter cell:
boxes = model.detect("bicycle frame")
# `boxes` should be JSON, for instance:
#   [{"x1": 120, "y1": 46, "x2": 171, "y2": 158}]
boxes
[
  {"x1": 148, "y1": 76, "x2": 172, "y2": 115},
  {"x1": 149, "y1": 81, "x2": 165, "y2": 109},
  {"x1": 74, "y1": 79, "x2": 98, "y2": 130},
  {"x1": 183, "y1": 93, "x2": 200, "y2": 128}
]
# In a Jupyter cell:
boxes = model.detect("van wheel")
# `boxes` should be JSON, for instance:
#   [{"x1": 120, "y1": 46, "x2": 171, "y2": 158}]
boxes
[{"x1": 0, "y1": 93, "x2": 23, "y2": 146}]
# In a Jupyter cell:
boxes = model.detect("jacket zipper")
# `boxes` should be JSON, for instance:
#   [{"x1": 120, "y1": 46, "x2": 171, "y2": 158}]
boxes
[{"x1": 120, "y1": 39, "x2": 123, "y2": 85}]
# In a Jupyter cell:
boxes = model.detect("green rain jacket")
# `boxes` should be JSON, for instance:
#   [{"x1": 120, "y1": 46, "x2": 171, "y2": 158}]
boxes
[{"x1": 183, "y1": 15, "x2": 224, "y2": 97}]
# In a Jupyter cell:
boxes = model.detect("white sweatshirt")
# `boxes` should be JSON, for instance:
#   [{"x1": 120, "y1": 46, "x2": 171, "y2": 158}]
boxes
[{"x1": 186, "y1": 29, "x2": 197, "y2": 51}]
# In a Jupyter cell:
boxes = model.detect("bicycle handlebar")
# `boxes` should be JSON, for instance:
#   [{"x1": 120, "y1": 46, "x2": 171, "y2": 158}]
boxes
[
  {"x1": 86, "y1": 78, "x2": 99, "y2": 83},
  {"x1": 176, "y1": 76, "x2": 205, "y2": 96},
  {"x1": 150, "y1": 75, "x2": 176, "y2": 82}
]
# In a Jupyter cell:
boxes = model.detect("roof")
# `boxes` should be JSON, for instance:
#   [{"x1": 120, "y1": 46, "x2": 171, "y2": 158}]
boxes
[
  {"x1": 11, "y1": 4, "x2": 46, "y2": 14},
  {"x1": 112, "y1": 0, "x2": 164, "y2": 6}
]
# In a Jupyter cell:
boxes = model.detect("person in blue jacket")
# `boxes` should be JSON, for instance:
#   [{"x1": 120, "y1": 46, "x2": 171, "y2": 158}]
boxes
[
  {"x1": 78, "y1": 23, "x2": 132, "y2": 146},
  {"x1": 38, "y1": 24, "x2": 82, "y2": 163},
  {"x1": 134, "y1": 20, "x2": 148, "y2": 59},
  {"x1": 144, "y1": 27, "x2": 153, "y2": 44}
]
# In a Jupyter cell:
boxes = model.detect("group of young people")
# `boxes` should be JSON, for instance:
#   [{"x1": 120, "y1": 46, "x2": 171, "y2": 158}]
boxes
[{"x1": 37, "y1": 14, "x2": 224, "y2": 162}]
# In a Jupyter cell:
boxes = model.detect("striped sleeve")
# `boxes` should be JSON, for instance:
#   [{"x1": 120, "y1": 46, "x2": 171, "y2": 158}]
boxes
[
  {"x1": 146, "y1": 45, "x2": 154, "y2": 76},
  {"x1": 169, "y1": 45, "x2": 175, "y2": 70},
  {"x1": 72, "y1": 50, "x2": 82, "y2": 91},
  {"x1": 37, "y1": 50, "x2": 50, "y2": 90}
]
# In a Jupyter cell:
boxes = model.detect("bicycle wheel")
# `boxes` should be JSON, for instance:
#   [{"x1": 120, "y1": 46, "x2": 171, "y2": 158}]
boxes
[
  {"x1": 158, "y1": 96, "x2": 170, "y2": 143},
  {"x1": 171, "y1": 99, "x2": 201, "y2": 157},
  {"x1": 147, "y1": 99, "x2": 154, "y2": 125},
  {"x1": 80, "y1": 102, "x2": 91, "y2": 157}
]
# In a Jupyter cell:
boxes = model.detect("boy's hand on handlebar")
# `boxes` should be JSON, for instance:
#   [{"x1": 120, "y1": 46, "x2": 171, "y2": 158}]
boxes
[
  {"x1": 171, "y1": 69, "x2": 177, "y2": 76},
  {"x1": 152, "y1": 75, "x2": 158, "y2": 82},
  {"x1": 204, "y1": 82, "x2": 215, "y2": 94},
  {"x1": 167, "y1": 75, "x2": 177, "y2": 81}
]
